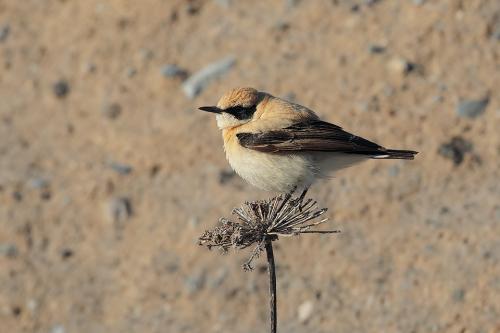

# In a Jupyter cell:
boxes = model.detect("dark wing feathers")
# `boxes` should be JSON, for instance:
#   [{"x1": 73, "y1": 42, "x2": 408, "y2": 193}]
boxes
[{"x1": 237, "y1": 120, "x2": 417, "y2": 159}]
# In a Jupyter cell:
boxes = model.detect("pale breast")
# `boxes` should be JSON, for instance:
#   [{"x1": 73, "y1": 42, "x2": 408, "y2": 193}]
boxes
[{"x1": 222, "y1": 130, "x2": 317, "y2": 192}]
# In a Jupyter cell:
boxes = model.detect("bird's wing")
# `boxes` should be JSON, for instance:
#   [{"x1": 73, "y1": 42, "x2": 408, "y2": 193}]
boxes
[{"x1": 236, "y1": 120, "x2": 395, "y2": 156}]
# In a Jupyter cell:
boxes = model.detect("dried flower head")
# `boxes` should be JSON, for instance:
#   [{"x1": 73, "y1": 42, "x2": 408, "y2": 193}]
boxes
[{"x1": 198, "y1": 192, "x2": 339, "y2": 270}]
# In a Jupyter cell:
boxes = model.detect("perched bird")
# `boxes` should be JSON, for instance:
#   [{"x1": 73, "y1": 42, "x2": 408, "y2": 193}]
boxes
[{"x1": 199, "y1": 87, "x2": 417, "y2": 197}]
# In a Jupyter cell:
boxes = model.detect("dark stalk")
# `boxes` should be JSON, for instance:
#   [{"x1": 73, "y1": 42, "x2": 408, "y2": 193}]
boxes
[{"x1": 265, "y1": 237, "x2": 277, "y2": 333}]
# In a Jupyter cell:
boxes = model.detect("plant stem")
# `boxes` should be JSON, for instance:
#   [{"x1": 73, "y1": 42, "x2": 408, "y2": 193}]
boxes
[{"x1": 265, "y1": 237, "x2": 277, "y2": 333}]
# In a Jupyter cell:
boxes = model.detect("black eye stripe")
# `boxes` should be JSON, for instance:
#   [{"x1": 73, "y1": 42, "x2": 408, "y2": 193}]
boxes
[{"x1": 225, "y1": 105, "x2": 256, "y2": 120}]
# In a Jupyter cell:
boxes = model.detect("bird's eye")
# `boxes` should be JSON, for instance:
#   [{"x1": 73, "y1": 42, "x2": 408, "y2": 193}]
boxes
[{"x1": 225, "y1": 105, "x2": 256, "y2": 120}]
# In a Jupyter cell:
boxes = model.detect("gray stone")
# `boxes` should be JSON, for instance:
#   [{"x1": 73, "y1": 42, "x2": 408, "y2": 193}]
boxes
[
  {"x1": 452, "y1": 288, "x2": 466, "y2": 302},
  {"x1": 185, "y1": 270, "x2": 206, "y2": 294},
  {"x1": 486, "y1": 13, "x2": 500, "y2": 40},
  {"x1": 286, "y1": 0, "x2": 301, "y2": 8},
  {"x1": 456, "y1": 98, "x2": 489, "y2": 119},
  {"x1": 182, "y1": 56, "x2": 236, "y2": 99},
  {"x1": 50, "y1": 324, "x2": 65, "y2": 333},
  {"x1": 106, "y1": 197, "x2": 132, "y2": 224},
  {"x1": 139, "y1": 48, "x2": 154, "y2": 62},
  {"x1": 53, "y1": 80, "x2": 70, "y2": 98},
  {"x1": 102, "y1": 102, "x2": 122, "y2": 119},
  {"x1": 218, "y1": 169, "x2": 235, "y2": 185},
  {"x1": 108, "y1": 161, "x2": 132, "y2": 175},
  {"x1": 185, "y1": 3, "x2": 200, "y2": 15},
  {"x1": 160, "y1": 64, "x2": 188, "y2": 79},
  {"x1": 0, "y1": 25, "x2": 10, "y2": 42},
  {"x1": 12, "y1": 191, "x2": 22, "y2": 201},
  {"x1": 0, "y1": 243, "x2": 18, "y2": 258},
  {"x1": 274, "y1": 20, "x2": 290, "y2": 32},
  {"x1": 28, "y1": 177, "x2": 49, "y2": 189},
  {"x1": 214, "y1": 0, "x2": 231, "y2": 8},
  {"x1": 438, "y1": 136, "x2": 473, "y2": 166},
  {"x1": 188, "y1": 216, "x2": 200, "y2": 227},
  {"x1": 368, "y1": 44, "x2": 386, "y2": 54},
  {"x1": 83, "y1": 62, "x2": 97, "y2": 74},
  {"x1": 125, "y1": 67, "x2": 137, "y2": 77}
]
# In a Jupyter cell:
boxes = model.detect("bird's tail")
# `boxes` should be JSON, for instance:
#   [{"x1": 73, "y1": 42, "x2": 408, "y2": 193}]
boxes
[{"x1": 372, "y1": 149, "x2": 418, "y2": 160}]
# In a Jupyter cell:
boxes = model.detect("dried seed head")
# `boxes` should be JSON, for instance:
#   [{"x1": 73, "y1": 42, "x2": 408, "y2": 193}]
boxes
[{"x1": 198, "y1": 192, "x2": 339, "y2": 270}]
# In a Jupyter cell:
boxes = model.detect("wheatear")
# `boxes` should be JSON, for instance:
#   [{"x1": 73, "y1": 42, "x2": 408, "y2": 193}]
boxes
[{"x1": 199, "y1": 87, "x2": 417, "y2": 196}]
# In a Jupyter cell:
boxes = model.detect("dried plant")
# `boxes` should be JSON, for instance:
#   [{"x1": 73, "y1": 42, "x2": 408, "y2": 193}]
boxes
[{"x1": 198, "y1": 191, "x2": 339, "y2": 333}]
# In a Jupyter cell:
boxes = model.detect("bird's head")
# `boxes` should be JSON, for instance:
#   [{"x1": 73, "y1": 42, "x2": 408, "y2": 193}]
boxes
[{"x1": 199, "y1": 87, "x2": 265, "y2": 129}]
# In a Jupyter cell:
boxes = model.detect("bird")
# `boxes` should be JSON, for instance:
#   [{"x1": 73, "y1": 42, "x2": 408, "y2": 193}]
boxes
[{"x1": 199, "y1": 87, "x2": 417, "y2": 199}]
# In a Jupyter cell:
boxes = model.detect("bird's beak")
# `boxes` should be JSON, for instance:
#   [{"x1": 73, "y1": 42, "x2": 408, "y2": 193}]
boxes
[{"x1": 198, "y1": 106, "x2": 222, "y2": 114}]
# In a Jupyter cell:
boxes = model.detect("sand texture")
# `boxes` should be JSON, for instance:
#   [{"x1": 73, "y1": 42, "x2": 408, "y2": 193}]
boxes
[{"x1": 0, "y1": 1, "x2": 499, "y2": 332}]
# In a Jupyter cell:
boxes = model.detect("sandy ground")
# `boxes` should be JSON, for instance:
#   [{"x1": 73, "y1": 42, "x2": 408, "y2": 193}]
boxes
[{"x1": 0, "y1": 0, "x2": 499, "y2": 332}]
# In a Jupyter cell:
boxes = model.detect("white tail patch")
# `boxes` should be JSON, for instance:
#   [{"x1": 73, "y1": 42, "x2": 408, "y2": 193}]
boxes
[{"x1": 372, "y1": 155, "x2": 389, "y2": 159}]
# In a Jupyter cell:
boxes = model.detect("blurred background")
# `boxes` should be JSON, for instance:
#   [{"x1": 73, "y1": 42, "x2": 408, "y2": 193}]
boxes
[{"x1": 0, "y1": 1, "x2": 499, "y2": 332}]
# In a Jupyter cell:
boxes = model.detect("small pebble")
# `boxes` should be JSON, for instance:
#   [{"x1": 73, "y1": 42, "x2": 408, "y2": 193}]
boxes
[
  {"x1": 108, "y1": 161, "x2": 132, "y2": 175},
  {"x1": 12, "y1": 306, "x2": 21, "y2": 316},
  {"x1": 383, "y1": 85, "x2": 395, "y2": 97},
  {"x1": 185, "y1": 270, "x2": 206, "y2": 294},
  {"x1": 149, "y1": 164, "x2": 161, "y2": 177},
  {"x1": 186, "y1": 3, "x2": 200, "y2": 15},
  {"x1": 139, "y1": 49, "x2": 154, "y2": 62},
  {"x1": 297, "y1": 300, "x2": 314, "y2": 323},
  {"x1": 106, "y1": 197, "x2": 132, "y2": 224},
  {"x1": 40, "y1": 190, "x2": 51, "y2": 201},
  {"x1": 60, "y1": 248, "x2": 74, "y2": 259},
  {"x1": 214, "y1": 0, "x2": 231, "y2": 8},
  {"x1": 368, "y1": 44, "x2": 386, "y2": 54},
  {"x1": 350, "y1": 4, "x2": 360, "y2": 12},
  {"x1": 0, "y1": 243, "x2": 18, "y2": 258},
  {"x1": 53, "y1": 80, "x2": 70, "y2": 98},
  {"x1": 0, "y1": 25, "x2": 10, "y2": 42},
  {"x1": 456, "y1": 98, "x2": 489, "y2": 119},
  {"x1": 452, "y1": 288, "x2": 466, "y2": 302},
  {"x1": 275, "y1": 21, "x2": 291, "y2": 32},
  {"x1": 102, "y1": 102, "x2": 122, "y2": 119},
  {"x1": 286, "y1": 0, "x2": 301, "y2": 8},
  {"x1": 50, "y1": 324, "x2": 65, "y2": 333},
  {"x1": 489, "y1": 18, "x2": 500, "y2": 40},
  {"x1": 12, "y1": 191, "x2": 22, "y2": 201},
  {"x1": 188, "y1": 216, "x2": 200, "y2": 227},
  {"x1": 161, "y1": 64, "x2": 188, "y2": 79},
  {"x1": 83, "y1": 63, "x2": 97, "y2": 74},
  {"x1": 28, "y1": 177, "x2": 49, "y2": 189},
  {"x1": 182, "y1": 56, "x2": 236, "y2": 99},
  {"x1": 218, "y1": 169, "x2": 235, "y2": 185},
  {"x1": 387, "y1": 57, "x2": 416, "y2": 75},
  {"x1": 126, "y1": 67, "x2": 137, "y2": 77},
  {"x1": 438, "y1": 136, "x2": 473, "y2": 166},
  {"x1": 26, "y1": 299, "x2": 37, "y2": 313}
]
